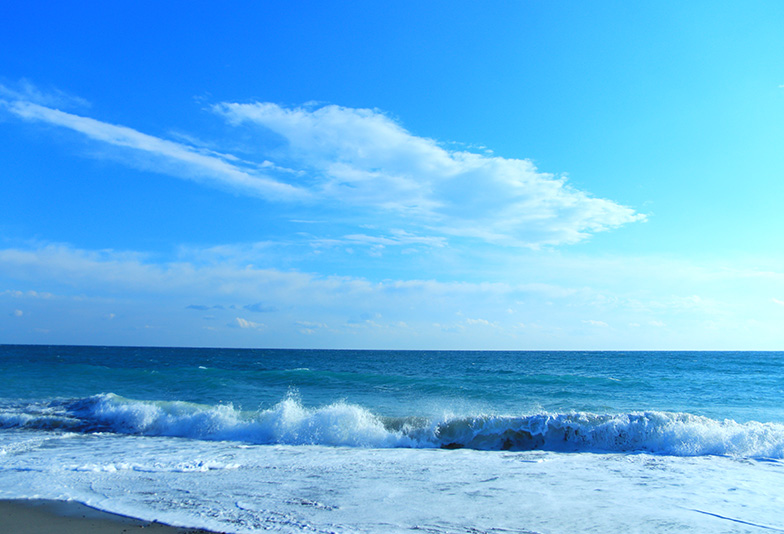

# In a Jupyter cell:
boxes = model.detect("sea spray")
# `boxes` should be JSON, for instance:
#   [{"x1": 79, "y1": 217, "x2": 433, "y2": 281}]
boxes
[{"x1": 3, "y1": 393, "x2": 784, "y2": 458}]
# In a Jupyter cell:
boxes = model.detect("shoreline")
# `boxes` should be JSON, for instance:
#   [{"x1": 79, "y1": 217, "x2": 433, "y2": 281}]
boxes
[{"x1": 0, "y1": 499, "x2": 225, "y2": 534}]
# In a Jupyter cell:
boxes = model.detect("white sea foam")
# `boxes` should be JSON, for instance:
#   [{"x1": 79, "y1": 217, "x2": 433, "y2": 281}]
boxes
[
  {"x1": 71, "y1": 460, "x2": 240, "y2": 473},
  {"x1": 75, "y1": 393, "x2": 407, "y2": 447},
  {"x1": 426, "y1": 411, "x2": 784, "y2": 458},
  {"x1": 3, "y1": 393, "x2": 784, "y2": 458},
  {"x1": 1, "y1": 431, "x2": 783, "y2": 534}
]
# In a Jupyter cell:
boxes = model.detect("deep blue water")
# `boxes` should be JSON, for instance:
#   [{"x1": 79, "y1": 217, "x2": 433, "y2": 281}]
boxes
[
  {"x1": 2, "y1": 345, "x2": 782, "y2": 420},
  {"x1": 1, "y1": 345, "x2": 783, "y2": 455}
]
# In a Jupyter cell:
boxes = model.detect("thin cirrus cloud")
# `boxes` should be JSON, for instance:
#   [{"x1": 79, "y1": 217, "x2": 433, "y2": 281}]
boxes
[
  {"x1": 1, "y1": 97, "x2": 306, "y2": 201},
  {"x1": 3, "y1": 84, "x2": 645, "y2": 247}
]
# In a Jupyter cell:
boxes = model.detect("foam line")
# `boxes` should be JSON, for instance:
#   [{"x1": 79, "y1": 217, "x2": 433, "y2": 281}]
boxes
[{"x1": 2, "y1": 393, "x2": 784, "y2": 458}]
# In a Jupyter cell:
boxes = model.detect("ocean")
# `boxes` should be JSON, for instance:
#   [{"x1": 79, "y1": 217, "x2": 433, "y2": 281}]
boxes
[{"x1": 0, "y1": 345, "x2": 782, "y2": 533}]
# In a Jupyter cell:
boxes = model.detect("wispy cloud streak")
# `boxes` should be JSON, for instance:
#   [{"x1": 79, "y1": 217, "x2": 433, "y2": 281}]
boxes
[
  {"x1": 2, "y1": 99, "x2": 306, "y2": 200},
  {"x1": 2, "y1": 82, "x2": 644, "y2": 248}
]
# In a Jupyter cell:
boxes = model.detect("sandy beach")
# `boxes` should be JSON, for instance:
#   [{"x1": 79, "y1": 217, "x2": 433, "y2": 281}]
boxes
[{"x1": 0, "y1": 499, "x2": 223, "y2": 534}]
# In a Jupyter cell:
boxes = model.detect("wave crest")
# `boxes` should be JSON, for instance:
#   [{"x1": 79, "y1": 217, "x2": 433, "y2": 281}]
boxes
[
  {"x1": 426, "y1": 412, "x2": 784, "y2": 458},
  {"x1": 2, "y1": 394, "x2": 784, "y2": 458}
]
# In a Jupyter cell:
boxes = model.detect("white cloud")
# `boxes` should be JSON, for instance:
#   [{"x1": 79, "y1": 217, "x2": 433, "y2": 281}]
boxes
[
  {"x1": 214, "y1": 102, "x2": 646, "y2": 247},
  {"x1": 0, "y1": 243, "x2": 555, "y2": 341},
  {"x1": 3, "y1": 242, "x2": 784, "y2": 348},
  {"x1": 342, "y1": 230, "x2": 447, "y2": 248},
  {"x1": 296, "y1": 321, "x2": 328, "y2": 329},
  {"x1": 3, "y1": 84, "x2": 645, "y2": 248},
  {"x1": 583, "y1": 319, "x2": 609, "y2": 327},
  {"x1": 233, "y1": 317, "x2": 264, "y2": 330},
  {"x1": 0, "y1": 80, "x2": 89, "y2": 109},
  {"x1": 1, "y1": 99, "x2": 306, "y2": 201},
  {"x1": 1, "y1": 289, "x2": 54, "y2": 299}
]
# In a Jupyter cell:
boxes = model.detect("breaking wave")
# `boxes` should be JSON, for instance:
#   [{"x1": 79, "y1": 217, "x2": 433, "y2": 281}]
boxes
[{"x1": 2, "y1": 393, "x2": 784, "y2": 459}]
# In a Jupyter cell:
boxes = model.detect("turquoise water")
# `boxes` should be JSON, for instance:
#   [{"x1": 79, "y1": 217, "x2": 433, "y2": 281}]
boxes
[
  {"x1": 2, "y1": 345, "x2": 784, "y2": 532},
  {"x1": 2, "y1": 345, "x2": 783, "y2": 454},
  {"x1": 3, "y1": 346, "x2": 784, "y2": 419}
]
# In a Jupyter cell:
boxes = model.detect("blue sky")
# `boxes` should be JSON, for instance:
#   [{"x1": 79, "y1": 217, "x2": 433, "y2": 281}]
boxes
[{"x1": 2, "y1": 1, "x2": 784, "y2": 349}]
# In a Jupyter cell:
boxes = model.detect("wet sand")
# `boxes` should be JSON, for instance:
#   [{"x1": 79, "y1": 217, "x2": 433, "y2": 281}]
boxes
[{"x1": 0, "y1": 499, "x2": 224, "y2": 533}]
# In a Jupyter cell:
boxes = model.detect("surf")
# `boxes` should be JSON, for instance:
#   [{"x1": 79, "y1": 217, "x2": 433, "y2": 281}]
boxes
[{"x1": 3, "y1": 393, "x2": 784, "y2": 459}]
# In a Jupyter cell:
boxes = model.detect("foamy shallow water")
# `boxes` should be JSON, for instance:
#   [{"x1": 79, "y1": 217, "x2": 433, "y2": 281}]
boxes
[{"x1": 2, "y1": 429, "x2": 783, "y2": 533}]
